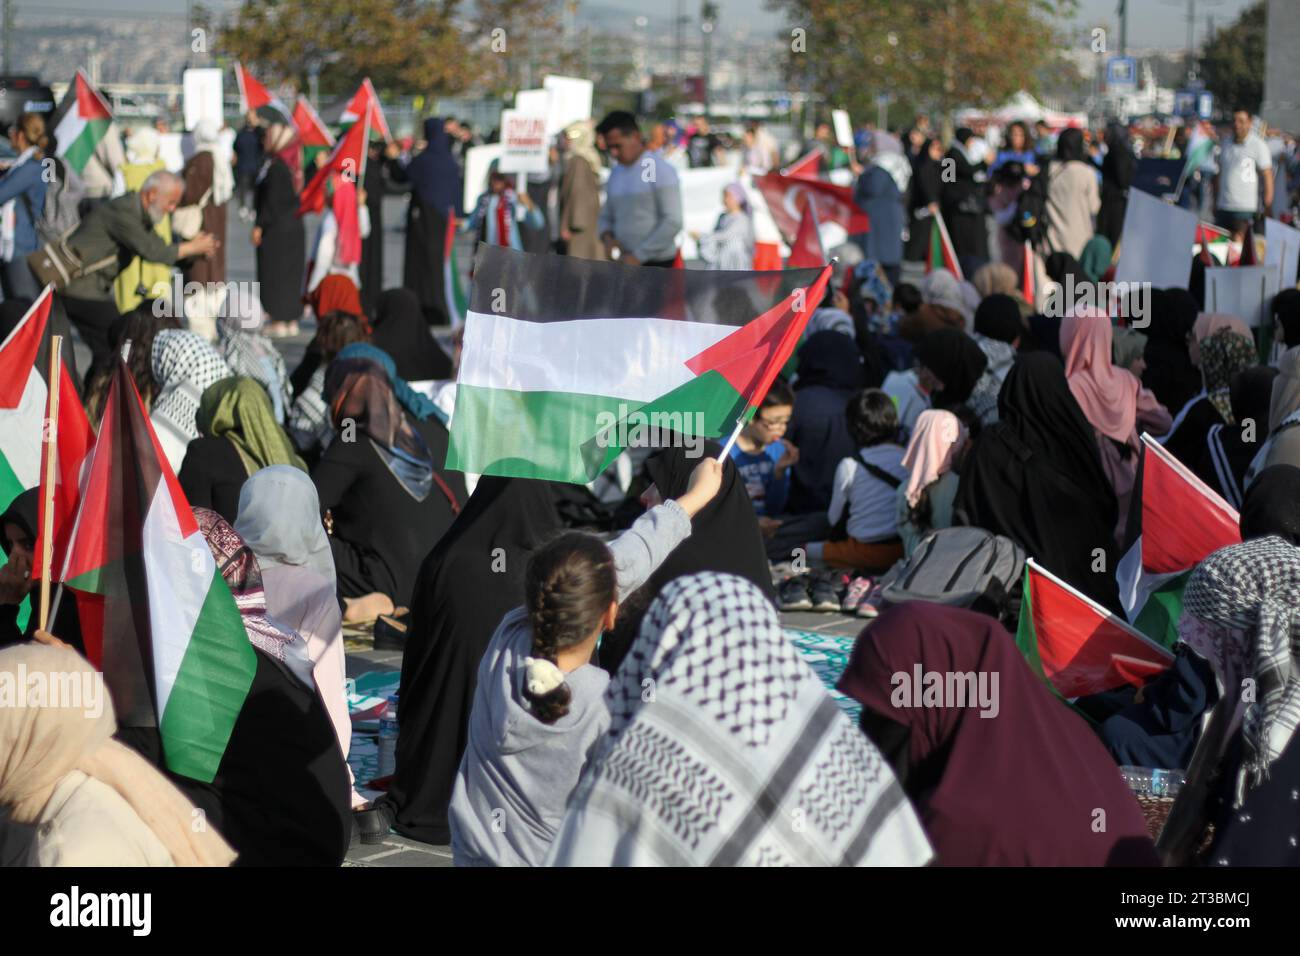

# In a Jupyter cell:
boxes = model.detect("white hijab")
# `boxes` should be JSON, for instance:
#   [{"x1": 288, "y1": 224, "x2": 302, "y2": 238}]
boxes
[{"x1": 193, "y1": 118, "x2": 234, "y2": 206}]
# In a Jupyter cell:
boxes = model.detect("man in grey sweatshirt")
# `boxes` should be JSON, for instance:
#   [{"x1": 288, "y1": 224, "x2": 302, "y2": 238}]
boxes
[
  {"x1": 448, "y1": 495, "x2": 697, "y2": 866},
  {"x1": 596, "y1": 111, "x2": 684, "y2": 268}
]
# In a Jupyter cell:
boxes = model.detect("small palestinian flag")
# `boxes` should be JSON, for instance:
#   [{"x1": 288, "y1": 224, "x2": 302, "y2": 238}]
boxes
[
  {"x1": 234, "y1": 62, "x2": 295, "y2": 128},
  {"x1": 339, "y1": 78, "x2": 392, "y2": 143},
  {"x1": 443, "y1": 209, "x2": 467, "y2": 328},
  {"x1": 447, "y1": 245, "x2": 831, "y2": 483},
  {"x1": 1195, "y1": 221, "x2": 1233, "y2": 266},
  {"x1": 298, "y1": 101, "x2": 371, "y2": 216},
  {"x1": 1017, "y1": 558, "x2": 1175, "y2": 699},
  {"x1": 1116, "y1": 433, "x2": 1242, "y2": 649},
  {"x1": 293, "y1": 95, "x2": 335, "y2": 176},
  {"x1": 60, "y1": 362, "x2": 256, "y2": 783},
  {"x1": 52, "y1": 69, "x2": 113, "y2": 176},
  {"x1": 786, "y1": 200, "x2": 825, "y2": 269},
  {"x1": 0, "y1": 289, "x2": 93, "y2": 631},
  {"x1": 927, "y1": 212, "x2": 962, "y2": 279}
]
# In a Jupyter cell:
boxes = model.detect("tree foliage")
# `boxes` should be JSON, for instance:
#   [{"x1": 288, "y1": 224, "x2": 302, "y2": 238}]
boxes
[
  {"x1": 767, "y1": 0, "x2": 1076, "y2": 124},
  {"x1": 1198, "y1": 0, "x2": 1265, "y2": 114}
]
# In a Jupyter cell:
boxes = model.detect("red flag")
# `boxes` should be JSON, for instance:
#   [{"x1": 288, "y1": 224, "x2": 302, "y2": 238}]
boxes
[
  {"x1": 298, "y1": 101, "x2": 371, "y2": 216},
  {"x1": 926, "y1": 212, "x2": 963, "y2": 280},
  {"x1": 1021, "y1": 241, "x2": 1035, "y2": 303},
  {"x1": 292, "y1": 96, "x2": 335, "y2": 149},
  {"x1": 752, "y1": 241, "x2": 782, "y2": 271},
  {"x1": 339, "y1": 78, "x2": 392, "y2": 143},
  {"x1": 755, "y1": 171, "x2": 868, "y2": 244},
  {"x1": 786, "y1": 200, "x2": 825, "y2": 269},
  {"x1": 234, "y1": 63, "x2": 295, "y2": 128},
  {"x1": 782, "y1": 147, "x2": 822, "y2": 181}
]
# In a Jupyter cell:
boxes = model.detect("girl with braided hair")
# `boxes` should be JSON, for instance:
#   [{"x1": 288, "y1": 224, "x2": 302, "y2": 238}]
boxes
[{"x1": 447, "y1": 457, "x2": 723, "y2": 866}]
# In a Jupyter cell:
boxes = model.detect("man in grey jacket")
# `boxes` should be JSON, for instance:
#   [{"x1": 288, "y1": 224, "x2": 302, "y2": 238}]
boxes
[
  {"x1": 596, "y1": 111, "x2": 683, "y2": 268},
  {"x1": 56, "y1": 169, "x2": 217, "y2": 373}
]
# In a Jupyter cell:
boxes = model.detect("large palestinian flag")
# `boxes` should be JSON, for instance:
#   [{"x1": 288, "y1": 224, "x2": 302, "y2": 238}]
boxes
[
  {"x1": 52, "y1": 69, "x2": 114, "y2": 177},
  {"x1": 447, "y1": 245, "x2": 831, "y2": 483},
  {"x1": 234, "y1": 62, "x2": 295, "y2": 128},
  {"x1": 0, "y1": 289, "x2": 93, "y2": 630},
  {"x1": 1017, "y1": 558, "x2": 1175, "y2": 699},
  {"x1": 59, "y1": 362, "x2": 256, "y2": 783},
  {"x1": 1117, "y1": 433, "x2": 1242, "y2": 649},
  {"x1": 298, "y1": 101, "x2": 371, "y2": 216},
  {"x1": 754, "y1": 170, "x2": 868, "y2": 243},
  {"x1": 338, "y1": 78, "x2": 392, "y2": 143}
]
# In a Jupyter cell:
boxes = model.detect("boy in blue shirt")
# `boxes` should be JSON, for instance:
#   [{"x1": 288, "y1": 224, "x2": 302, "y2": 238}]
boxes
[{"x1": 729, "y1": 380, "x2": 798, "y2": 517}]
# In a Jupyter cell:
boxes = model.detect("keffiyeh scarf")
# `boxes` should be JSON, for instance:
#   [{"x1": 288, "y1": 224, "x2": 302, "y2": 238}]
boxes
[
  {"x1": 1199, "y1": 328, "x2": 1258, "y2": 425},
  {"x1": 546, "y1": 572, "x2": 932, "y2": 867},
  {"x1": 1180, "y1": 536, "x2": 1300, "y2": 804},
  {"x1": 218, "y1": 301, "x2": 292, "y2": 425},
  {"x1": 151, "y1": 330, "x2": 233, "y2": 445}
]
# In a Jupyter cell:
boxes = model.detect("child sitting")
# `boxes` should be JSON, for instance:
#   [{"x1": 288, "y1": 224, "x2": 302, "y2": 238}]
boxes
[{"x1": 729, "y1": 379, "x2": 798, "y2": 518}]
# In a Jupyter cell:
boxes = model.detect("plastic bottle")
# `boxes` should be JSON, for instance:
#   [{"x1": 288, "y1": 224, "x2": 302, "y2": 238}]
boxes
[
  {"x1": 1119, "y1": 765, "x2": 1185, "y2": 798},
  {"x1": 377, "y1": 694, "x2": 399, "y2": 778}
]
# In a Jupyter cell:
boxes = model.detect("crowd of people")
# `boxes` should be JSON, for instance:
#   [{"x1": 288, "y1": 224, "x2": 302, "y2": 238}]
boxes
[{"x1": 0, "y1": 95, "x2": 1299, "y2": 870}]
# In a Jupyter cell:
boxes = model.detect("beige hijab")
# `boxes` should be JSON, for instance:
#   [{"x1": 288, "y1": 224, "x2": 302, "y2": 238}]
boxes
[
  {"x1": 0, "y1": 644, "x2": 236, "y2": 866},
  {"x1": 563, "y1": 120, "x2": 602, "y2": 174}
]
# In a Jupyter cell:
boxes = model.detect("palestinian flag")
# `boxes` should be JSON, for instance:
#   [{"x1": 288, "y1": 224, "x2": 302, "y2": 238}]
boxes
[
  {"x1": 0, "y1": 289, "x2": 93, "y2": 630},
  {"x1": 299, "y1": 101, "x2": 371, "y2": 216},
  {"x1": 293, "y1": 95, "x2": 335, "y2": 172},
  {"x1": 52, "y1": 69, "x2": 113, "y2": 177},
  {"x1": 1195, "y1": 221, "x2": 1234, "y2": 266},
  {"x1": 754, "y1": 171, "x2": 868, "y2": 244},
  {"x1": 443, "y1": 209, "x2": 467, "y2": 328},
  {"x1": 1021, "y1": 241, "x2": 1036, "y2": 303},
  {"x1": 339, "y1": 78, "x2": 392, "y2": 143},
  {"x1": 234, "y1": 63, "x2": 295, "y2": 128},
  {"x1": 1117, "y1": 433, "x2": 1242, "y2": 649},
  {"x1": 786, "y1": 200, "x2": 825, "y2": 269},
  {"x1": 782, "y1": 147, "x2": 823, "y2": 181},
  {"x1": 59, "y1": 362, "x2": 256, "y2": 783},
  {"x1": 1182, "y1": 122, "x2": 1215, "y2": 179},
  {"x1": 927, "y1": 212, "x2": 963, "y2": 279},
  {"x1": 1016, "y1": 558, "x2": 1175, "y2": 699},
  {"x1": 447, "y1": 245, "x2": 831, "y2": 483}
]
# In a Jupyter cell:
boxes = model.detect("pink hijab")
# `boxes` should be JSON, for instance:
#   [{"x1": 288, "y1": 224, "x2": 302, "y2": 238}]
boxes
[
  {"x1": 1060, "y1": 311, "x2": 1139, "y2": 443},
  {"x1": 901, "y1": 409, "x2": 968, "y2": 508},
  {"x1": 1193, "y1": 312, "x2": 1253, "y2": 344}
]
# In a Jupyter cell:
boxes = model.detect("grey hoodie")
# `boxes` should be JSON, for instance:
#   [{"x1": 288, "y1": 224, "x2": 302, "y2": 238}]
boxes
[{"x1": 448, "y1": 500, "x2": 691, "y2": 866}]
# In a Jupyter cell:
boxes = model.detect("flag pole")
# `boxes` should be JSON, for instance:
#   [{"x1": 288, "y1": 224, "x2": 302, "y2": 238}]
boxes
[
  {"x1": 37, "y1": 335, "x2": 62, "y2": 631},
  {"x1": 717, "y1": 416, "x2": 746, "y2": 461}
]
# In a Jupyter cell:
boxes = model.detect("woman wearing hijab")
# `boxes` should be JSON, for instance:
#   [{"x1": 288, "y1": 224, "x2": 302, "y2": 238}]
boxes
[
  {"x1": 179, "y1": 118, "x2": 232, "y2": 288},
  {"x1": 1162, "y1": 324, "x2": 1258, "y2": 470},
  {"x1": 696, "y1": 183, "x2": 754, "y2": 271},
  {"x1": 1248, "y1": 344, "x2": 1300, "y2": 481},
  {"x1": 392, "y1": 118, "x2": 462, "y2": 325},
  {"x1": 600, "y1": 442, "x2": 776, "y2": 676},
  {"x1": 558, "y1": 120, "x2": 604, "y2": 260},
  {"x1": 286, "y1": 309, "x2": 369, "y2": 463},
  {"x1": 149, "y1": 329, "x2": 233, "y2": 474},
  {"x1": 366, "y1": 477, "x2": 573, "y2": 844},
  {"x1": 216, "y1": 294, "x2": 292, "y2": 425},
  {"x1": 361, "y1": 137, "x2": 388, "y2": 316},
  {"x1": 940, "y1": 129, "x2": 989, "y2": 262},
  {"x1": 1045, "y1": 128, "x2": 1100, "y2": 260},
  {"x1": 912, "y1": 327, "x2": 988, "y2": 416},
  {"x1": 1096, "y1": 123, "x2": 1135, "y2": 246},
  {"x1": 253, "y1": 122, "x2": 306, "y2": 337},
  {"x1": 896, "y1": 409, "x2": 968, "y2": 556},
  {"x1": 1078, "y1": 235, "x2": 1113, "y2": 283},
  {"x1": 905, "y1": 136, "x2": 945, "y2": 263},
  {"x1": 1060, "y1": 312, "x2": 1171, "y2": 539},
  {"x1": 1272, "y1": 288, "x2": 1300, "y2": 353},
  {"x1": 1178, "y1": 538, "x2": 1300, "y2": 866},
  {"x1": 547, "y1": 572, "x2": 932, "y2": 867},
  {"x1": 956, "y1": 352, "x2": 1123, "y2": 610},
  {"x1": 234, "y1": 465, "x2": 358, "y2": 806},
  {"x1": 786, "y1": 330, "x2": 863, "y2": 513},
  {"x1": 178, "y1": 377, "x2": 306, "y2": 524},
  {"x1": 370, "y1": 287, "x2": 453, "y2": 384},
  {"x1": 1239, "y1": 465, "x2": 1300, "y2": 545},
  {"x1": 0, "y1": 643, "x2": 237, "y2": 866},
  {"x1": 1111, "y1": 326, "x2": 1147, "y2": 377},
  {"x1": 1142, "y1": 288, "x2": 1202, "y2": 414},
  {"x1": 305, "y1": 171, "x2": 369, "y2": 297},
  {"x1": 837, "y1": 602, "x2": 1158, "y2": 866},
  {"x1": 854, "y1": 132, "x2": 908, "y2": 286},
  {"x1": 313, "y1": 353, "x2": 465, "y2": 621},
  {"x1": 112, "y1": 126, "x2": 172, "y2": 313},
  {"x1": 1192, "y1": 365, "x2": 1278, "y2": 509}
]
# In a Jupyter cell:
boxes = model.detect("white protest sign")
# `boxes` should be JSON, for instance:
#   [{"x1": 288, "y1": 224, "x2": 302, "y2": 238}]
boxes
[
  {"x1": 463, "y1": 142, "x2": 503, "y2": 213},
  {"x1": 1205, "y1": 265, "x2": 1278, "y2": 328},
  {"x1": 498, "y1": 110, "x2": 549, "y2": 175},
  {"x1": 831, "y1": 109, "x2": 854, "y2": 149},
  {"x1": 1115, "y1": 188, "x2": 1198, "y2": 290},
  {"x1": 544, "y1": 75, "x2": 594, "y2": 136},
  {"x1": 1265, "y1": 217, "x2": 1300, "y2": 292},
  {"x1": 182, "y1": 68, "x2": 223, "y2": 132},
  {"x1": 515, "y1": 88, "x2": 551, "y2": 116}
]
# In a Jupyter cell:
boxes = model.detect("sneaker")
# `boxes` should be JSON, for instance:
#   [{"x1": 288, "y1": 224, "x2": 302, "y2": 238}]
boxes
[
  {"x1": 778, "y1": 575, "x2": 813, "y2": 611},
  {"x1": 809, "y1": 572, "x2": 847, "y2": 612},
  {"x1": 855, "y1": 583, "x2": 885, "y2": 618},
  {"x1": 841, "y1": 576, "x2": 874, "y2": 613}
]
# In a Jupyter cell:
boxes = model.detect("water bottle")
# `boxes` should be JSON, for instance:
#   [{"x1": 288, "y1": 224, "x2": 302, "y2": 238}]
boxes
[
  {"x1": 1120, "y1": 766, "x2": 1185, "y2": 798},
  {"x1": 377, "y1": 694, "x2": 399, "y2": 778}
]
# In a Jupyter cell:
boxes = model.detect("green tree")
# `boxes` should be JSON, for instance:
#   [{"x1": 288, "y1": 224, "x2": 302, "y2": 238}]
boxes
[
  {"x1": 1198, "y1": 0, "x2": 1265, "y2": 114},
  {"x1": 768, "y1": 0, "x2": 1076, "y2": 130}
]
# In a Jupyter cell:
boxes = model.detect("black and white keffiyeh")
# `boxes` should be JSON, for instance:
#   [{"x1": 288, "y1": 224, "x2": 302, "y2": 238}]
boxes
[
  {"x1": 151, "y1": 329, "x2": 233, "y2": 444},
  {"x1": 546, "y1": 572, "x2": 931, "y2": 867},
  {"x1": 218, "y1": 298, "x2": 292, "y2": 425},
  {"x1": 1180, "y1": 536, "x2": 1300, "y2": 803}
]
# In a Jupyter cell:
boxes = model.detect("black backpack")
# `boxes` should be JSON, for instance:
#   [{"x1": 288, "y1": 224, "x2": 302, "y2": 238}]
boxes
[
  {"x1": 878, "y1": 526, "x2": 1026, "y2": 626},
  {"x1": 1009, "y1": 163, "x2": 1051, "y2": 245}
]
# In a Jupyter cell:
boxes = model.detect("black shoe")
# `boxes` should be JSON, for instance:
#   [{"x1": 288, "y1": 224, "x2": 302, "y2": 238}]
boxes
[
  {"x1": 809, "y1": 572, "x2": 846, "y2": 612},
  {"x1": 373, "y1": 612, "x2": 409, "y2": 651},
  {"x1": 354, "y1": 801, "x2": 396, "y2": 845},
  {"x1": 779, "y1": 575, "x2": 813, "y2": 611}
]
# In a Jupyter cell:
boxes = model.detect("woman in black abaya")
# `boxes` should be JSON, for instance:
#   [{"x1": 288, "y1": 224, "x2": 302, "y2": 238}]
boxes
[
  {"x1": 955, "y1": 352, "x2": 1122, "y2": 611},
  {"x1": 391, "y1": 118, "x2": 461, "y2": 326},
  {"x1": 359, "y1": 139, "x2": 387, "y2": 317},
  {"x1": 253, "y1": 124, "x2": 306, "y2": 333},
  {"x1": 369, "y1": 288, "x2": 452, "y2": 382}
]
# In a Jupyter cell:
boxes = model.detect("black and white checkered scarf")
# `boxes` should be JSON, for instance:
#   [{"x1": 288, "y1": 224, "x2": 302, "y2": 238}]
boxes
[
  {"x1": 546, "y1": 572, "x2": 931, "y2": 867},
  {"x1": 1181, "y1": 536, "x2": 1300, "y2": 803}
]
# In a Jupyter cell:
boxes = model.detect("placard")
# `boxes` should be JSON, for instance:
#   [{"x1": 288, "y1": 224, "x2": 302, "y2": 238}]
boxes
[
  {"x1": 463, "y1": 143, "x2": 503, "y2": 213},
  {"x1": 498, "y1": 110, "x2": 549, "y2": 174},
  {"x1": 1115, "y1": 188, "x2": 1198, "y2": 290},
  {"x1": 182, "y1": 68, "x2": 223, "y2": 132},
  {"x1": 831, "y1": 109, "x2": 854, "y2": 149},
  {"x1": 1205, "y1": 265, "x2": 1278, "y2": 328},
  {"x1": 542, "y1": 75, "x2": 593, "y2": 136},
  {"x1": 1265, "y1": 217, "x2": 1300, "y2": 292}
]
